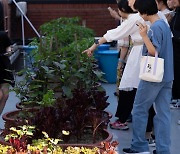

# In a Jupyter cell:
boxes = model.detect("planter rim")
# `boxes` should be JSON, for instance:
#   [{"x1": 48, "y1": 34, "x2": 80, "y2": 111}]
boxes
[
  {"x1": 2, "y1": 108, "x2": 38, "y2": 122},
  {"x1": 16, "y1": 102, "x2": 40, "y2": 110},
  {"x1": 2, "y1": 109, "x2": 22, "y2": 121}
]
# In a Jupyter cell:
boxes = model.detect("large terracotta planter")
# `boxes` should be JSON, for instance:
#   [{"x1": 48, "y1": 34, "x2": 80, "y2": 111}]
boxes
[{"x1": 2, "y1": 108, "x2": 38, "y2": 128}]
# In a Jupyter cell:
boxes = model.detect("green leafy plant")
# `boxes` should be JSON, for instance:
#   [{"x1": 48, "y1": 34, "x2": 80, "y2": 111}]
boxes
[
  {"x1": 1, "y1": 125, "x2": 119, "y2": 154},
  {"x1": 5, "y1": 125, "x2": 35, "y2": 152},
  {"x1": 3, "y1": 125, "x2": 117, "y2": 154},
  {"x1": 14, "y1": 17, "x2": 105, "y2": 105},
  {"x1": 9, "y1": 17, "x2": 110, "y2": 147},
  {"x1": 0, "y1": 144, "x2": 12, "y2": 153},
  {"x1": 0, "y1": 141, "x2": 118, "y2": 154},
  {"x1": 28, "y1": 131, "x2": 63, "y2": 153},
  {"x1": 37, "y1": 89, "x2": 56, "y2": 107}
]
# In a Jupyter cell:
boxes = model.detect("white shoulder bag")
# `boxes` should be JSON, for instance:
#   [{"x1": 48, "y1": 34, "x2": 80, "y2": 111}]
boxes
[{"x1": 139, "y1": 51, "x2": 164, "y2": 82}]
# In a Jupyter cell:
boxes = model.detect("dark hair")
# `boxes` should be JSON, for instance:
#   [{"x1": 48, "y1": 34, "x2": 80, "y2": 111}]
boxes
[
  {"x1": 134, "y1": 0, "x2": 158, "y2": 15},
  {"x1": 117, "y1": 0, "x2": 136, "y2": 14}
]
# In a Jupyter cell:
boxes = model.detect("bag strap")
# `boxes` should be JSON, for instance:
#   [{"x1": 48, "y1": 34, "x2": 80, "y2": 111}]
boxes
[{"x1": 153, "y1": 51, "x2": 158, "y2": 75}]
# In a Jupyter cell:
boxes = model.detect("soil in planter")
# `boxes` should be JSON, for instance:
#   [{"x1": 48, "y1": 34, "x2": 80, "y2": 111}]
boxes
[
  {"x1": 59, "y1": 128, "x2": 108, "y2": 144},
  {"x1": 0, "y1": 128, "x2": 110, "y2": 147},
  {"x1": 6, "y1": 110, "x2": 36, "y2": 120}
]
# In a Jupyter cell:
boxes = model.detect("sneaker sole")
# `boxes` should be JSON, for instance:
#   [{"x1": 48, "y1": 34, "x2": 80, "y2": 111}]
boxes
[
  {"x1": 109, "y1": 123, "x2": 128, "y2": 126},
  {"x1": 170, "y1": 102, "x2": 180, "y2": 109},
  {"x1": 170, "y1": 105, "x2": 180, "y2": 109},
  {"x1": 110, "y1": 125, "x2": 129, "y2": 130},
  {"x1": 148, "y1": 143, "x2": 156, "y2": 147}
]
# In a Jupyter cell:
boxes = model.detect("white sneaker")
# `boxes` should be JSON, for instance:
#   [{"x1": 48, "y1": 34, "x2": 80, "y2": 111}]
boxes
[
  {"x1": 147, "y1": 138, "x2": 156, "y2": 147},
  {"x1": 171, "y1": 99, "x2": 178, "y2": 104},
  {"x1": 178, "y1": 119, "x2": 180, "y2": 125},
  {"x1": 170, "y1": 102, "x2": 180, "y2": 109}
]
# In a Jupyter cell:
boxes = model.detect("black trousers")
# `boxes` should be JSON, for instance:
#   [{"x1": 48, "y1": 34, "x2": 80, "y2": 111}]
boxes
[
  {"x1": 115, "y1": 89, "x2": 137, "y2": 123},
  {"x1": 115, "y1": 89, "x2": 156, "y2": 132},
  {"x1": 146, "y1": 105, "x2": 156, "y2": 132},
  {"x1": 172, "y1": 41, "x2": 180, "y2": 99}
]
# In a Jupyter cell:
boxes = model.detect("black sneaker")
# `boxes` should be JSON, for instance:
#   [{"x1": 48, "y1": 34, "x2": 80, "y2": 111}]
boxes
[
  {"x1": 123, "y1": 148, "x2": 150, "y2": 154},
  {"x1": 153, "y1": 150, "x2": 156, "y2": 154},
  {"x1": 114, "y1": 92, "x2": 118, "y2": 96}
]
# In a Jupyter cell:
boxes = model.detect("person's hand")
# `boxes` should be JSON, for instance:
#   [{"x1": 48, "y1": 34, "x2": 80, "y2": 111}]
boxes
[
  {"x1": 137, "y1": 22, "x2": 148, "y2": 38},
  {"x1": 128, "y1": 0, "x2": 137, "y2": 12},
  {"x1": 5, "y1": 46, "x2": 13, "y2": 56},
  {"x1": 82, "y1": 48, "x2": 94, "y2": 57},
  {"x1": 108, "y1": 7, "x2": 121, "y2": 20},
  {"x1": 117, "y1": 61, "x2": 124, "y2": 70},
  {"x1": 82, "y1": 44, "x2": 97, "y2": 57}
]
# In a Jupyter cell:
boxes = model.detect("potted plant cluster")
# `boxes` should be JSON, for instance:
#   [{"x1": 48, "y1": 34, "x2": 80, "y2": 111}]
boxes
[
  {"x1": 0, "y1": 125, "x2": 118, "y2": 154},
  {"x1": 2, "y1": 17, "x2": 113, "y2": 148}
]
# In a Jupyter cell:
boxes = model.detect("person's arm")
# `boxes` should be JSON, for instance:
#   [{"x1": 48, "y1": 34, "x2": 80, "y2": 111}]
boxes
[
  {"x1": 117, "y1": 37, "x2": 130, "y2": 65},
  {"x1": 119, "y1": 46, "x2": 128, "y2": 62},
  {"x1": 0, "y1": 31, "x2": 12, "y2": 55},
  {"x1": 4, "y1": 32, "x2": 12, "y2": 55},
  {"x1": 83, "y1": 14, "x2": 138, "y2": 56},
  {"x1": 2, "y1": 31, "x2": 12, "y2": 48},
  {"x1": 118, "y1": 46, "x2": 129, "y2": 69},
  {"x1": 82, "y1": 37, "x2": 107, "y2": 57},
  {"x1": 103, "y1": 14, "x2": 139, "y2": 42},
  {"x1": 138, "y1": 23, "x2": 156, "y2": 56}
]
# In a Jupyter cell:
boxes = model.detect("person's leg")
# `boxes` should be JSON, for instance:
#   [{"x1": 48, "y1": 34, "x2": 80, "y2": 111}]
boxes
[
  {"x1": 146, "y1": 105, "x2": 156, "y2": 133},
  {"x1": 153, "y1": 82, "x2": 172, "y2": 154},
  {"x1": 115, "y1": 89, "x2": 136, "y2": 123},
  {"x1": 146, "y1": 105, "x2": 156, "y2": 146},
  {"x1": 110, "y1": 89, "x2": 136, "y2": 130},
  {"x1": 131, "y1": 81, "x2": 163, "y2": 152},
  {"x1": 172, "y1": 43, "x2": 180, "y2": 100},
  {"x1": 0, "y1": 83, "x2": 10, "y2": 115}
]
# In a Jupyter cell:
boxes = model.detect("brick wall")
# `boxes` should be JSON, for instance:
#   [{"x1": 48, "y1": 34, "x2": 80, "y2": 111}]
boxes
[{"x1": 10, "y1": 3, "x2": 119, "y2": 40}]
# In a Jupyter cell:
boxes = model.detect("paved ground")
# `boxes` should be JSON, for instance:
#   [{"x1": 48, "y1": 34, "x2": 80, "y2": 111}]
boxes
[
  {"x1": 103, "y1": 83, "x2": 180, "y2": 154},
  {"x1": 0, "y1": 83, "x2": 180, "y2": 154}
]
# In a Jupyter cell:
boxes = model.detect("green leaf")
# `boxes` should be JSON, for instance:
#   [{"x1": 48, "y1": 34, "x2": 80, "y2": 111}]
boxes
[{"x1": 62, "y1": 86, "x2": 72, "y2": 98}]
